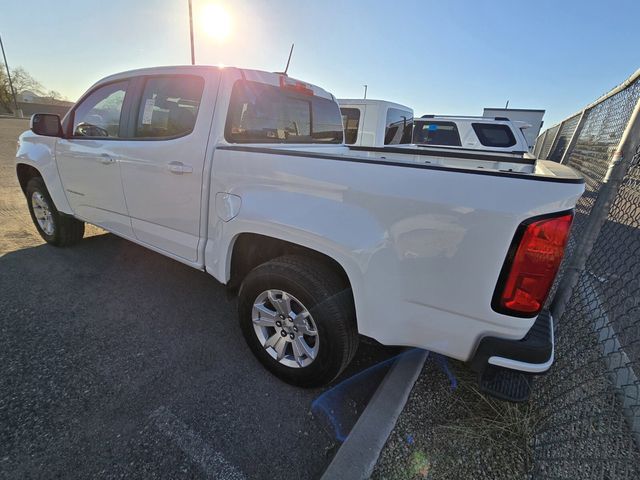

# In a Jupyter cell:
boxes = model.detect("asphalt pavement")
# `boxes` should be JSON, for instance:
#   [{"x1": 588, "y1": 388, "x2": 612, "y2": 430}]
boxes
[{"x1": 0, "y1": 118, "x2": 397, "y2": 479}]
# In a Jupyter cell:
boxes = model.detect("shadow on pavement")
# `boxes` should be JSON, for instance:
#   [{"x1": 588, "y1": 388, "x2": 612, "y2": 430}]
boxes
[{"x1": 0, "y1": 233, "x2": 396, "y2": 479}]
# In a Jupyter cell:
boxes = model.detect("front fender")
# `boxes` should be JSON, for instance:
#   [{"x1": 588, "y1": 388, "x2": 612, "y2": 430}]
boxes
[{"x1": 16, "y1": 131, "x2": 72, "y2": 214}]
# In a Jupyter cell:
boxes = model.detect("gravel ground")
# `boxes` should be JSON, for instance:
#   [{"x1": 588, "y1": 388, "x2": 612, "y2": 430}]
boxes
[
  {"x1": 372, "y1": 357, "x2": 533, "y2": 480},
  {"x1": 0, "y1": 117, "x2": 397, "y2": 479}
]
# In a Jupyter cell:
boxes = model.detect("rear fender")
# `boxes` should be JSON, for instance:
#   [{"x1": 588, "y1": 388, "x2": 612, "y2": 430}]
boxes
[{"x1": 206, "y1": 189, "x2": 384, "y2": 334}]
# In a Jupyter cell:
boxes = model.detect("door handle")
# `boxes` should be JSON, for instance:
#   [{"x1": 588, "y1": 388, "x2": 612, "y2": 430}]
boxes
[
  {"x1": 100, "y1": 153, "x2": 116, "y2": 165},
  {"x1": 167, "y1": 161, "x2": 193, "y2": 174}
]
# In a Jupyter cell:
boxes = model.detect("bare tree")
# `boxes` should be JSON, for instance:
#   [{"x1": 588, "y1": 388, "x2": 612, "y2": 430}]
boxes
[
  {"x1": 0, "y1": 64, "x2": 16, "y2": 112},
  {"x1": 41, "y1": 90, "x2": 66, "y2": 104},
  {"x1": 0, "y1": 65, "x2": 66, "y2": 112},
  {"x1": 10, "y1": 66, "x2": 45, "y2": 96}
]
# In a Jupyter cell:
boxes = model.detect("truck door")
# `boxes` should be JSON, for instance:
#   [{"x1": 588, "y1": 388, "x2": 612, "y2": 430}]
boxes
[
  {"x1": 115, "y1": 73, "x2": 219, "y2": 262},
  {"x1": 56, "y1": 80, "x2": 134, "y2": 237}
]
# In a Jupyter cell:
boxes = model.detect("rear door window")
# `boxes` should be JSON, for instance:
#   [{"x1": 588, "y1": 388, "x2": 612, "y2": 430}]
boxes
[
  {"x1": 134, "y1": 75, "x2": 204, "y2": 138},
  {"x1": 471, "y1": 123, "x2": 516, "y2": 148},
  {"x1": 384, "y1": 108, "x2": 413, "y2": 145},
  {"x1": 340, "y1": 108, "x2": 361, "y2": 144},
  {"x1": 225, "y1": 80, "x2": 343, "y2": 144},
  {"x1": 413, "y1": 121, "x2": 461, "y2": 146}
]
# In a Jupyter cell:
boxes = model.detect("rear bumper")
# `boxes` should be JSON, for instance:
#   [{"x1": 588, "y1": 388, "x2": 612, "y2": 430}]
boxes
[{"x1": 470, "y1": 309, "x2": 554, "y2": 374}]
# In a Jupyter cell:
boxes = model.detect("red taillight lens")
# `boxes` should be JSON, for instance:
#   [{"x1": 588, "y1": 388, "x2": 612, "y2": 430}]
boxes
[{"x1": 493, "y1": 212, "x2": 573, "y2": 317}]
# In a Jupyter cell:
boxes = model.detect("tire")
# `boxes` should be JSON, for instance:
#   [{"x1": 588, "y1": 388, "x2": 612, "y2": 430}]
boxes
[
  {"x1": 238, "y1": 255, "x2": 359, "y2": 387},
  {"x1": 26, "y1": 177, "x2": 84, "y2": 247}
]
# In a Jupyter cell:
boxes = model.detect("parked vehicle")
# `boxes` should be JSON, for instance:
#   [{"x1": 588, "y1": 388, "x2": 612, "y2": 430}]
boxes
[
  {"x1": 338, "y1": 99, "x2": 413, "y2": 147},
  {"x1": 339, "y1": 102, "x2": 532, "y2": 160},
  {"x1": 482, "y1": 108, "x2": 545, "y2": 150},
  {"x1": 413, "y1": 115, "x2": 531, "y2": 154},
  {"x1": 16, "y1": 66, "x2": 584, "y2": 400}
]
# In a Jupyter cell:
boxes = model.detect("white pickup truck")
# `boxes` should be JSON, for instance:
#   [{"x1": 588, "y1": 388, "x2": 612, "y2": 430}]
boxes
[
  {"x1": 339, "y1": 102, "x2": 533, "y2": 162},
  {"x1": 413, "y1": 115, "x2": 532, "y2": 154},
  {"x1": 338, "y1": 99, "x2": 413, "y2": 147},
  {"x1": 16, "y1": 66, "x2": 584, "y2": 401}
]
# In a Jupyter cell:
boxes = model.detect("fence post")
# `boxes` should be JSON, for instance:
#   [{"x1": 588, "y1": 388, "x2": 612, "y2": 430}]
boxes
[
  {"x1": 560, "y1": 109, "x2": 588, "y2": 164},
  {"x1": 551, "y1": 97, "x2": 640, "y2": 322}
]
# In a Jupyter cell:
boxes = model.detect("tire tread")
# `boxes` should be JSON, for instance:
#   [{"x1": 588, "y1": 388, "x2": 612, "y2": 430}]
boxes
[
  {"x1": 238, "y1": 254, "x2": 359, "y2": 386},
  {"x1": 26, "y1": 177, "x2": 84, "y2": 247}
]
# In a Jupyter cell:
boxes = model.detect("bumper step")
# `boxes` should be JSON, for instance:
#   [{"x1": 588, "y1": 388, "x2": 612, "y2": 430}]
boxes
[
  {"x1": 471, "y1": 310, "x2": 554, "y2": 374},
  {"x1": 478, "y1": 365, "x2": 532, "y2": 402}
]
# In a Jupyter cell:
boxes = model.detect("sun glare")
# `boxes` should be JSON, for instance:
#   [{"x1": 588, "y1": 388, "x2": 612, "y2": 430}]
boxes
[{"x1": 200, "y1": 4, "x2": 232, "y2": 41}]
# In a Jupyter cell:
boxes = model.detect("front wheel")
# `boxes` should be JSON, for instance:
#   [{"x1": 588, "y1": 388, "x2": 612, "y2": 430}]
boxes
[
  {"x1": 238, "y1": 255, "x2": 358, "y2": 387},
  {"x1": 26, "y1": 177, "x2": 85, "y2": 247}
]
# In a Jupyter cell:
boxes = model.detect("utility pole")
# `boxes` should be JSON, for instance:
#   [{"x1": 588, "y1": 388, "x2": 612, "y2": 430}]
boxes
[
  {"x1": 188, "y1": 0, "x2": 196, "y2": 65},
  {"x1": 363, "y1": 84, "x2": 368, "y2": 99},
  {"x1": 0, "y1": 33, "x2": 19, "y2": 115}
]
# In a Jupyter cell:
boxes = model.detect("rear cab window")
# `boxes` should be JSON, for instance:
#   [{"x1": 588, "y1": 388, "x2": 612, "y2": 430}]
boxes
[
  {"x1": 413, "y1": 121, "x2": 461, "y2": 146},
  {"x1": 384, "y1": 108, "x2": 413, "y2": 145},
  {"x1": 225, "y1": 80, "x2": 343, "y2": 144},
  {"x1": 340, "y1": 107, "x2": 361, "y2": 145},
  {"x1": 471, "y1": 123, "x2": 516, "y2": 148},
  {"x1": 135, "y1": 75, "x2": 204, "y2": 139}
]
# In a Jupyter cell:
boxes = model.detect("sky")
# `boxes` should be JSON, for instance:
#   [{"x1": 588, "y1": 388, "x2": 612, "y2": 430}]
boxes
[{"x1": 2, "y1": 0, "x2": 639, "y2": 127}]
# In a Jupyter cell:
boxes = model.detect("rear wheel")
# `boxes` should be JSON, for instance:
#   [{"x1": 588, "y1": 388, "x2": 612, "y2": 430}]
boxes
[
  {"x1": 238, "y1": 255, "x2": 358, "y2": 387},
  {"x1": 26, "y1": 177, "x2": 84, "y2": 247}
]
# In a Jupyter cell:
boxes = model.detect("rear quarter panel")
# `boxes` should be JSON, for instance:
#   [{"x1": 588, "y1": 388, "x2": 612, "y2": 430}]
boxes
[{"x1": 206, "y1": 148, "x2": 584, "y2": 361}]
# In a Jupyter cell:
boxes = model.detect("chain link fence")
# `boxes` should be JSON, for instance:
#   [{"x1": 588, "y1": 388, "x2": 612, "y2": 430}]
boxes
[
  {"x1": 531, "y1": 69, "x2": 640, "y2": 478},
  {"x1": 539, "y1": 124, "x2": 560, "y2": 161},
  {"x1": 547, "y1": 113, "x2": 581, "y2": 162}
]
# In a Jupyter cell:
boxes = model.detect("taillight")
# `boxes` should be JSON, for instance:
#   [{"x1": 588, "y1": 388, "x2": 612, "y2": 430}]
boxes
[{"x1": 492, "y1": 211, "x2": 574, "y2": 317}]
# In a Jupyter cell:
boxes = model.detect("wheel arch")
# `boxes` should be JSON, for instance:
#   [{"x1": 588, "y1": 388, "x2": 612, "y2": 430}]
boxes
[
  {"x1": 227, "y1": 232, "x2": 352, "y2": 293},
  {"x1": 16, "y1": 163, "x2": 42, "y2": 195}
]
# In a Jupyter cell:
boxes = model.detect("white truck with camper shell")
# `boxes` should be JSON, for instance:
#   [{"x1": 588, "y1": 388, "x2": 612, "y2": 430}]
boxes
[
  {"x1": 15, "y1": 66, "x2": 584, "y2": 401},
  {"x1": 338, "y1": 101, "x2": 533, "y2": 161},
  {"x1": 413, "y1": 114, "x2": 532, "y2": 155},
  {"x1": 338, "y1": 99, "x2": 413, "y2": 147},
  {"x1": 483, "y1": 107, "x2": 545, "y2": 151}
]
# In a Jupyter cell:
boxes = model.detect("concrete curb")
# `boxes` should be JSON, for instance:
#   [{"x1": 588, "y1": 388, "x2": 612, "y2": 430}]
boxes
[{"x1": 321, "y1": 348, "x2": 428, "y2": 480}]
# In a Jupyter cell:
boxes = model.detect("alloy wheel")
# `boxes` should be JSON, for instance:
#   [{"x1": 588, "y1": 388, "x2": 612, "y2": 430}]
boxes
[
  {"x1": 252, "y1": 289, "x2": 319, "y2": 368},
  {"x1": 31, "y1": 191, "x2": 55, "y2": 236}
]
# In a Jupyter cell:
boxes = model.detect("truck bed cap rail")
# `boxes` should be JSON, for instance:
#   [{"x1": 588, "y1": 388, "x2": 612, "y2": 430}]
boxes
[{"x1": 348, "y1": 145, "x2": 535, "y2": 165}]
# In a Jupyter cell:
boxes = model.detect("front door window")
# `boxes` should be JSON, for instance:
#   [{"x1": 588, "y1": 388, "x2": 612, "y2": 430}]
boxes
[{"x1": 72, "y1": 81, "x2": 128, "y2": 138}]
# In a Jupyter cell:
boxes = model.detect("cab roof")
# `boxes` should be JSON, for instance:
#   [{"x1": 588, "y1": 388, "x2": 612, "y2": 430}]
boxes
[
  {"x1": 338, "y1": 98, "x2": 413, "y2": 112},
  {"x1": 93, "y1": 65, "x2": 337, "y2": 101}
]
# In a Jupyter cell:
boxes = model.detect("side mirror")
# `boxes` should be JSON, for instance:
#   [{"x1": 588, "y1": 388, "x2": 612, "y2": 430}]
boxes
[{"x1": 30, "y1": 113, "x2": 63, "y2": 137}]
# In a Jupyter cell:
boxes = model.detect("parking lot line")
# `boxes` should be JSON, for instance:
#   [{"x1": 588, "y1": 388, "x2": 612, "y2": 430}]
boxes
[{"x1": 150, "y1": 406, "x2": 246, "y2": 480}]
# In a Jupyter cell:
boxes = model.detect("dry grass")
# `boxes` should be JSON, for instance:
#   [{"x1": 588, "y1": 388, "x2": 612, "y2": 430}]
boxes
[
  {"x1": 373, "y1": 358, "x2": 539, "y2": 480},
  {"x1": 428, "y1": 364, "x2": 538, "y2": 479}
]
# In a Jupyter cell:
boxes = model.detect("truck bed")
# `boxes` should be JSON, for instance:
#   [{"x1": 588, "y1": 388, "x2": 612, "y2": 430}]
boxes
[
  {"x1": 219, "y1": 144, "x2": 583, "y2": 183},
  {"x1": 213, "y1": 142, "x2": 584, "y2": 363}
]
